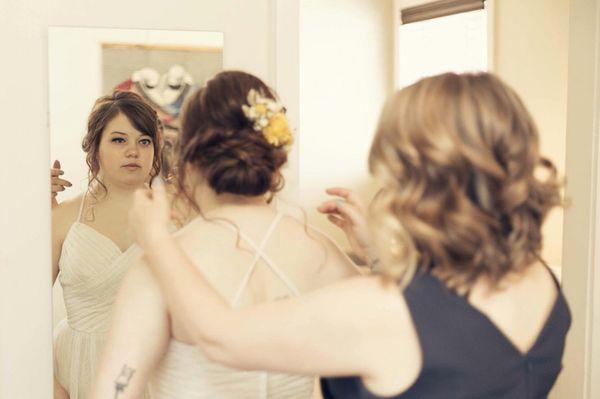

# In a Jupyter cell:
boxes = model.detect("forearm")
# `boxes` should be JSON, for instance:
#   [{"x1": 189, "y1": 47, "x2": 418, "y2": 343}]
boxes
[
  {"x1": 91, "y1": 263, "x2": 170, "y2": 399},
  {"x1": 142, "y1": 234, "x2": 232, "y2": 350},
  {"x1": 92, "y1": 358, "x2": 145, "y2": 399}
]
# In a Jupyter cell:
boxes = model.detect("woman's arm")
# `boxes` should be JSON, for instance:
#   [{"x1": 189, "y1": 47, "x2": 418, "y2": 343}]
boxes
[
  {"x1": 90, "y1": 258, "x2": 170, "y2": 399},
  {"x1": 142, "y1": 234, "x2": 399, "y2": 376},
  {"x1": 130, "y1": 183, "x2": 409, "y2": 379},
  {"x1": 51, "y1": 198, "x2": 78, "y2": 284}
]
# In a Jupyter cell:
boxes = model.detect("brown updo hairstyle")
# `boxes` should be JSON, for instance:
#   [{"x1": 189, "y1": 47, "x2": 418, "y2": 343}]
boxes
[
  {"x1": 82, "y1": 91, "x2": 162, "y2": 197},
  {"x1": 177, "y1": 70, "x2": 287, "y2": 210},
  {"x1": 368, "y1": 72, "x2": 562, "y2": 291}
]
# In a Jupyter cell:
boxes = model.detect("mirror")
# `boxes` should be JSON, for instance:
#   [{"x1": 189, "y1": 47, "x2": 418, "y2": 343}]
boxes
[
  {"x1": 48, "y1": 26, "x2": 223, "y2": 397},
  {"x1": 49, "y1": 27, "x2": 223, "y2": 202}
]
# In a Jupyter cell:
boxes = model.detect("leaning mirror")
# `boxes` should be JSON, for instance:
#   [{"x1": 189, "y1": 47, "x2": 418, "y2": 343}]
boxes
[{"x1": 48, "y1": 26, "x2": 223, "y2": 397}]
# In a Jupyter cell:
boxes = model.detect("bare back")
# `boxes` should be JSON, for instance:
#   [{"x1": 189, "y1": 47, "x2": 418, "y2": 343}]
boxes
[{"x1": 170, "y1": 205, "x2": 358, "y2": 343}]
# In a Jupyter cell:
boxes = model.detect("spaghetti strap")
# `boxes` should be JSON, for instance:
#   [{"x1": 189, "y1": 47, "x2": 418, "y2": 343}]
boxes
[
  {"x1": 231, "y1": 212, "x2": 285, "y2": 306},
  {"x1": 258, "y1": 212, "x2": 283, "y2": 247},
  {"x1": 182, "y1": 211, "x2": 304, "y2": 305}
]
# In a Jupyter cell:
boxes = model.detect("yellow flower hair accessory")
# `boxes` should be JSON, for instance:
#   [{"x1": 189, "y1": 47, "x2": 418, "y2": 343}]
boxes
[{"x1": 242, "y1": 89, "x2": 293, "y2": 147}]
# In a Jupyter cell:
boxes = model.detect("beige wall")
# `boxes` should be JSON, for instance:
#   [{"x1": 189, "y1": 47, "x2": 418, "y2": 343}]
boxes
[
  {"x1": 299, "y1": 0, "x2": 394, "y2": 243},
  {"x1": 555, "y1": 0, "x2": 600, "y2": 397},
  {"x1": 493, "y1": 0, "x2": 570, "y2": 271}
]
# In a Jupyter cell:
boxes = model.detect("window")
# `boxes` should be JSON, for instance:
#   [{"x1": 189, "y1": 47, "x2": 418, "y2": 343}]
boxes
[{"x1": 395, "y1": 0, "x2": 490, "y2": 88}]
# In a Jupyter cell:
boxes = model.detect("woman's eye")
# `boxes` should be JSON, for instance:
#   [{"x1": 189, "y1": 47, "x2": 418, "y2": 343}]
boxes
[
  {"x1": 139, "y1": 139, "x2": 152, "y2": 146},
  {"x1": 111, "y1": 137, "x2": 126, "y2": 143}
]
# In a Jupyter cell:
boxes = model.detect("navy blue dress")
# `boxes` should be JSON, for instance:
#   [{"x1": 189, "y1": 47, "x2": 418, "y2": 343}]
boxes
[{"x1": 321, "y1": 269, "x2": 571, "y2": 399}]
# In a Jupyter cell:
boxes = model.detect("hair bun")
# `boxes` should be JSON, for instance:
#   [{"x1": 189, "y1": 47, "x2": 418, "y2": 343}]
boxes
[
  {"x1": 199, "y1": 127, "x2": 286, "y2": 196},
  {"x1": 179, "y1": 71, "x2": 290, "y2": 198}
]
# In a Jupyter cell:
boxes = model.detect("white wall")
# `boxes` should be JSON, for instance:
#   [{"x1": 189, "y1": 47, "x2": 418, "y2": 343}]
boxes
[
  {"x1": 299, "y1": 0, "x2": 394, "y2": 243},
  {"x1": 0, "y1": 1, "x2": 290, "y2": 397}
]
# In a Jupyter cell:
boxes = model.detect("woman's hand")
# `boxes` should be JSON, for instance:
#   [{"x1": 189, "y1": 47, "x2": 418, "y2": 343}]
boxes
[
  {"x1": 317, "y1": 187, "x2": 377, "y2": 266},
  {"x1": 129, "y1": 178, "x2": 172, "y2": 251},
  {"x1": 51, "y1": 160, "x2": 72, "y2": 208}
]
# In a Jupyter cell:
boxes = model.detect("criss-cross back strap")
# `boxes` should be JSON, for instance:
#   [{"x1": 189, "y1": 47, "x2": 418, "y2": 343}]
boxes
[{"x1": 226, "y1": 212, "x2": 301, "y2": 307}]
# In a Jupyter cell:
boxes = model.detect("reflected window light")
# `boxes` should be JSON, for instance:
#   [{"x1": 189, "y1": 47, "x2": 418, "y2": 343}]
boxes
[{"x1": 397, "y1": 7, "x2": 488, "y2": 88}]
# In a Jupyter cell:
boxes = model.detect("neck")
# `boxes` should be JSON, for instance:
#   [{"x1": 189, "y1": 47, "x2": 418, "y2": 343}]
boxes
[
  {"x1": 92, "y1": 177, "x2": 146, "y2": 204},
  {"x1": 188, "y1": 174, "x2": 269, "y2": 215}
]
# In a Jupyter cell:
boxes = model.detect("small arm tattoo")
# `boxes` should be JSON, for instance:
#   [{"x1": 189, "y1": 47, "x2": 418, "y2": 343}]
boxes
[{"x1": 113, "y1": 364, "x2": 136, "y2": 399}]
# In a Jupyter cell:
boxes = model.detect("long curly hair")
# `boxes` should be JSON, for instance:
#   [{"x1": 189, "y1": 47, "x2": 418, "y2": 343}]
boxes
[{"x1": 368, "y1": 72, "x2": 562, "y2": 291}]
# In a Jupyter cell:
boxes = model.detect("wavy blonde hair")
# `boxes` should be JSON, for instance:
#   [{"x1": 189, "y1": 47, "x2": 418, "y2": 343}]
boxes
[{"x1": 368, "y1": 72, "x2": 562, "y2": 291}]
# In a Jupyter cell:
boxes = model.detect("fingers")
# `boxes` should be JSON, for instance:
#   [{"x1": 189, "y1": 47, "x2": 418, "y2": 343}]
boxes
[
  {"x1": 325, "y1": 187, "x2": 365, "y2": 210},
  {"x1": 318, "y1": 200, "x2": 363, "y2": 226},
  {"x1": 51, "y1": 160, "x2": 63, "y2": 177},
  {"x1": 152, "y1": 176, "x2": 166, "y2": 196},
  {"x1": 317, "y1": 200, "x2": 341, "y2": 214},
  {"x1": 51, "y1": 168, "x2": 72, "y2": 196},
  {"x1": 152, "y1": 178, "x2": 169, "y2": 210},
  {"x1": 325, "y1": 187, "x2": 351, "y2": 198},
  {"x1": 318, "y1": 201, "x2": 349, "y2": 219},
  {"x1": 52, "y1": 184, "x2": 67, "y2": 193},
  {"x1": 52, "y1": 178, "x2": 72, "y2": 187},
  {"x1": 327, "y1": 214, "x2": 347, "y2": 229},
  {"x1": 130, "y1": 184, "x2": 169, "y2": 223}
]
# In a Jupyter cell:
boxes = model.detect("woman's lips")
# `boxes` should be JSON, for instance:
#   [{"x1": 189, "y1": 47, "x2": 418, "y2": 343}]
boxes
[{"x1": 123, "y1": 164, "x2": 141, "y2": 171}]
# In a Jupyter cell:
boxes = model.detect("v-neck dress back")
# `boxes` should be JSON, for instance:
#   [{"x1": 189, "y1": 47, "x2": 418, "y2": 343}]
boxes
[
  {"x1": 321, "y1": 268, "x2": 571, "y2": 399},
  {"x1": 53, "y1": 193, "x2": 142, "y2": 399}
]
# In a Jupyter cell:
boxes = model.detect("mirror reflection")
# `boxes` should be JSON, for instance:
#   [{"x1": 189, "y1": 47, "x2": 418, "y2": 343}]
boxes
[{"x1": 49, "y1": 27, "x2": 224, "y2": 398}]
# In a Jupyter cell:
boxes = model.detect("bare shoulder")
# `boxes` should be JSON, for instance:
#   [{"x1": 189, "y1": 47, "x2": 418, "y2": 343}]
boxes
[
  {"x1": 334, "y1": 275, "x2": 411, "y2": 318},
  {"x1": 528, "y1": 261, "x2": 559, "y2": 288},
  {"x1": 52, "y1": 194, "x2": 83, "y2": 220},
  {"x1": 52, "y1": 194, "x2": 83, "y2": 240},
  {"x1": 275, "y1": 214, "x2": 337, "y2": 253},
  {"x1": 171, "y1": 216, "x2": 226, "y2": 256},
  {"x1": 313, "y1": 275, "x2": 418, "y2": 362},
  {"x1": 278, "y1": 214, "x2": 360, "y2": 283},
  {"x1": 331, "y1": 276, "x2": 421, "y2": 395}
]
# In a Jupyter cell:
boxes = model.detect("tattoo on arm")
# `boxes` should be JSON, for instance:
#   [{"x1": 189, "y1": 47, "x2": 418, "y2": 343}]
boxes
[{"x1": 113, "y1": 364, "x2": 136, "y2": 399}]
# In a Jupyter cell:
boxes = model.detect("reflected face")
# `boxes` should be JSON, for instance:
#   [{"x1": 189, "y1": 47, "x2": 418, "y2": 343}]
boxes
[{"x1": 98, "y1": 112, "x2": 155, "y2": 186}]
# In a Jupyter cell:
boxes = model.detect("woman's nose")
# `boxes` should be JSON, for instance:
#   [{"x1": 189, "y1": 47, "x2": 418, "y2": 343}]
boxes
[{"x1": 126, "y1": 146, "x2": 139, "y2": 158}]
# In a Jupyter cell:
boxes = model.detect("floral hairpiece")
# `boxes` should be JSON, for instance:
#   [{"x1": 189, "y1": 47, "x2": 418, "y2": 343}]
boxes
[{"x1": 242, "y1": 89, "x2": 293, "y2": 147}]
